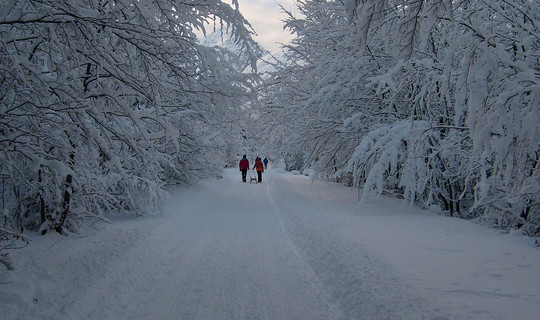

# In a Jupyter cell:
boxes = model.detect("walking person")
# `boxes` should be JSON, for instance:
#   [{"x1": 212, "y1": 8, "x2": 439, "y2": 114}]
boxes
[
  {"x1": 253, "y1": 157, "x2": 264, "y2": 183},
  {"x1": 239, "y1": 155, "x2": 249, "y2": 182},
  {"x1": 263, "y1": 157, "x2": 269, "y2": 170}
]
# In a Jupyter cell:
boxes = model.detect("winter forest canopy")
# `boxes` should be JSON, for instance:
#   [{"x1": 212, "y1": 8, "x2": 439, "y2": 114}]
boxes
[
  {"x1": 0, "y1": 0, "x2": 263, "y2": 268},
  {"x1": 259, "y1": 0, "x2": 540, "y2": 236},
  {"x1": 1, "y1": 0, "x2": 539, "y2": 267}
]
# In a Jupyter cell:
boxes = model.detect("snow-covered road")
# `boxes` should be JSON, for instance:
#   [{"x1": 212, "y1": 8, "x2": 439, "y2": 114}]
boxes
[
  {"x1": 2, "y1": 168, "x2": 540, "y2": 319},
  {"x1": 140, "y1": 171, "x2": 341, "y2": 320}
]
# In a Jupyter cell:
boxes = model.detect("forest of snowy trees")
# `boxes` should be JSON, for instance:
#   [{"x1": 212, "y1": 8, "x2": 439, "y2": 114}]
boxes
[
  {"x1": 1, "y1": 0, "x2": 539, "y2": 268},
  {"x1": 0, "y1": 0, "x2": 262, "y2": 268},
  {"x1": 260, "y1": 0, "x2": 539, "y2": 236}
]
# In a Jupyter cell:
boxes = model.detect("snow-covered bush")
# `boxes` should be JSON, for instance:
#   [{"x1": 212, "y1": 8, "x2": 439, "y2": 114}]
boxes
[
  {"x1": 344, "y1": 120, "x2": 476, "y2": 216},
  {"x1": 0, "y1": 224, "x2": 29, "y2": 270},
  {"x1": 346, "y1": 121, "x2": 429, "y2": 202},
  {"x1": 465, "y1": 41, "x2": 540, "y2": 234}
]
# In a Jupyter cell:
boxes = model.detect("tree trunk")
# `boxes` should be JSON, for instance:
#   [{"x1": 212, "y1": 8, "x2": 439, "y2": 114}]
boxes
[
  {"x1": 55, "y1": 173, "x2": 72, "y2": 234},
  {"x1": 38, "y1": 168, "x2": 46, "y2": 224}
]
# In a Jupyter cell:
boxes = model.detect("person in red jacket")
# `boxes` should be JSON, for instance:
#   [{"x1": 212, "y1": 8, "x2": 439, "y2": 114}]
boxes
[
  {"x1": 239, "y1": 155, "x2": 249, "y2": 182},
  {"x1": 252, "y1": 157, "x2": 264, "y2": 183}
]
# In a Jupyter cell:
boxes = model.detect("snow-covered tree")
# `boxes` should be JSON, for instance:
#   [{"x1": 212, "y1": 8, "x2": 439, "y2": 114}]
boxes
[
  {"x1": 200, "y1": 30, "x2": 262, "y2": 167},
  {"x1": 261, "y1": 1, "x2": 377, "y2": 175},
  {"x1": 345, "y1": 0, "x2": 540, "y2": 233},
  {"x1": 0, "y1": 0, "x2": 262, "y2": 243},
  {"x1": 261, "y1": 0, "x2": 540, "y2": 236}
]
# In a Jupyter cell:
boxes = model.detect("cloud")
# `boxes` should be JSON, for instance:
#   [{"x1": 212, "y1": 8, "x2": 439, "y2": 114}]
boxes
[{"x1": 235, "y1": 0, "x2": 298, "y2": 53}]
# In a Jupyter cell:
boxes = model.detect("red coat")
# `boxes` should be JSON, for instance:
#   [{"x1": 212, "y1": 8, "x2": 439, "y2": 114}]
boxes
[
  {"x1": 239, "y1": 158, "x2": 249, "y2": 170},
  {"x1": 253, "y1": 159, "x2": 264, "y2": 172}
]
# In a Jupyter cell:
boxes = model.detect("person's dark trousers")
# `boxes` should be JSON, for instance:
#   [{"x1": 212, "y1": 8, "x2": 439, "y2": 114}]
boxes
[
  {"x1": 241, "y1": 170, "x2": 247, "y2": 182},
  {"x1": 257, "y1": 171, "x2": 262, "y2": 183}
]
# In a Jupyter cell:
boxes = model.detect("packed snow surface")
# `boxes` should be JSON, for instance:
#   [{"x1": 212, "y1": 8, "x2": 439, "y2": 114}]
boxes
[{"x1": 2, "y1": 168, "x2": 539, "y2": 319}]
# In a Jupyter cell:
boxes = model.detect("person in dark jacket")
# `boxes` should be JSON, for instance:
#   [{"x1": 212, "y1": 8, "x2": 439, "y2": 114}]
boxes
[
  {"x1": 253, "y1": 157, "x2": 264, "y2": 183},
  {"x1": 263, "y1": 157, "x2": 269, "y2": 170},
  {"x1": 239, "y1": 155, "x2": 249, "y2": 182}
]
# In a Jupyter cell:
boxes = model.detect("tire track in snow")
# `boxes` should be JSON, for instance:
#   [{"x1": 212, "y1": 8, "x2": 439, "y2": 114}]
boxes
[
  {"x1": 264, "y1": 172, "x2": 347, "y2": 319},
  {"x1": 138, "y1": 171, "x2": 340, "y2": 319},
  {"x1": 265, "y1": 172, "x2": 453, "y2": 320}
]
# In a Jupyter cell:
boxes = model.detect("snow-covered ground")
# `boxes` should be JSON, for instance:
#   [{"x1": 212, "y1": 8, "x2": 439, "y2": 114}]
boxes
[{"x1": 2, "y1": 167, "x2": 539, "y2": 319}]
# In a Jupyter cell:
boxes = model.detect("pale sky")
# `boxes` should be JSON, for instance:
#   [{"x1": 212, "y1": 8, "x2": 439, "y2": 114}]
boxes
[{"x1": 234, "y1": 0, "x2": 298, "y2": 53}]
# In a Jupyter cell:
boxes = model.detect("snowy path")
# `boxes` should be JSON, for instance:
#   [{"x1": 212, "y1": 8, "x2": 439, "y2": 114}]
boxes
[
  {"x1": 2, "y1": 168, "x2": 540, "y2": 320},
  {"x1": 139, "y1": 172, "x2": 340, "y2": 320}
]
